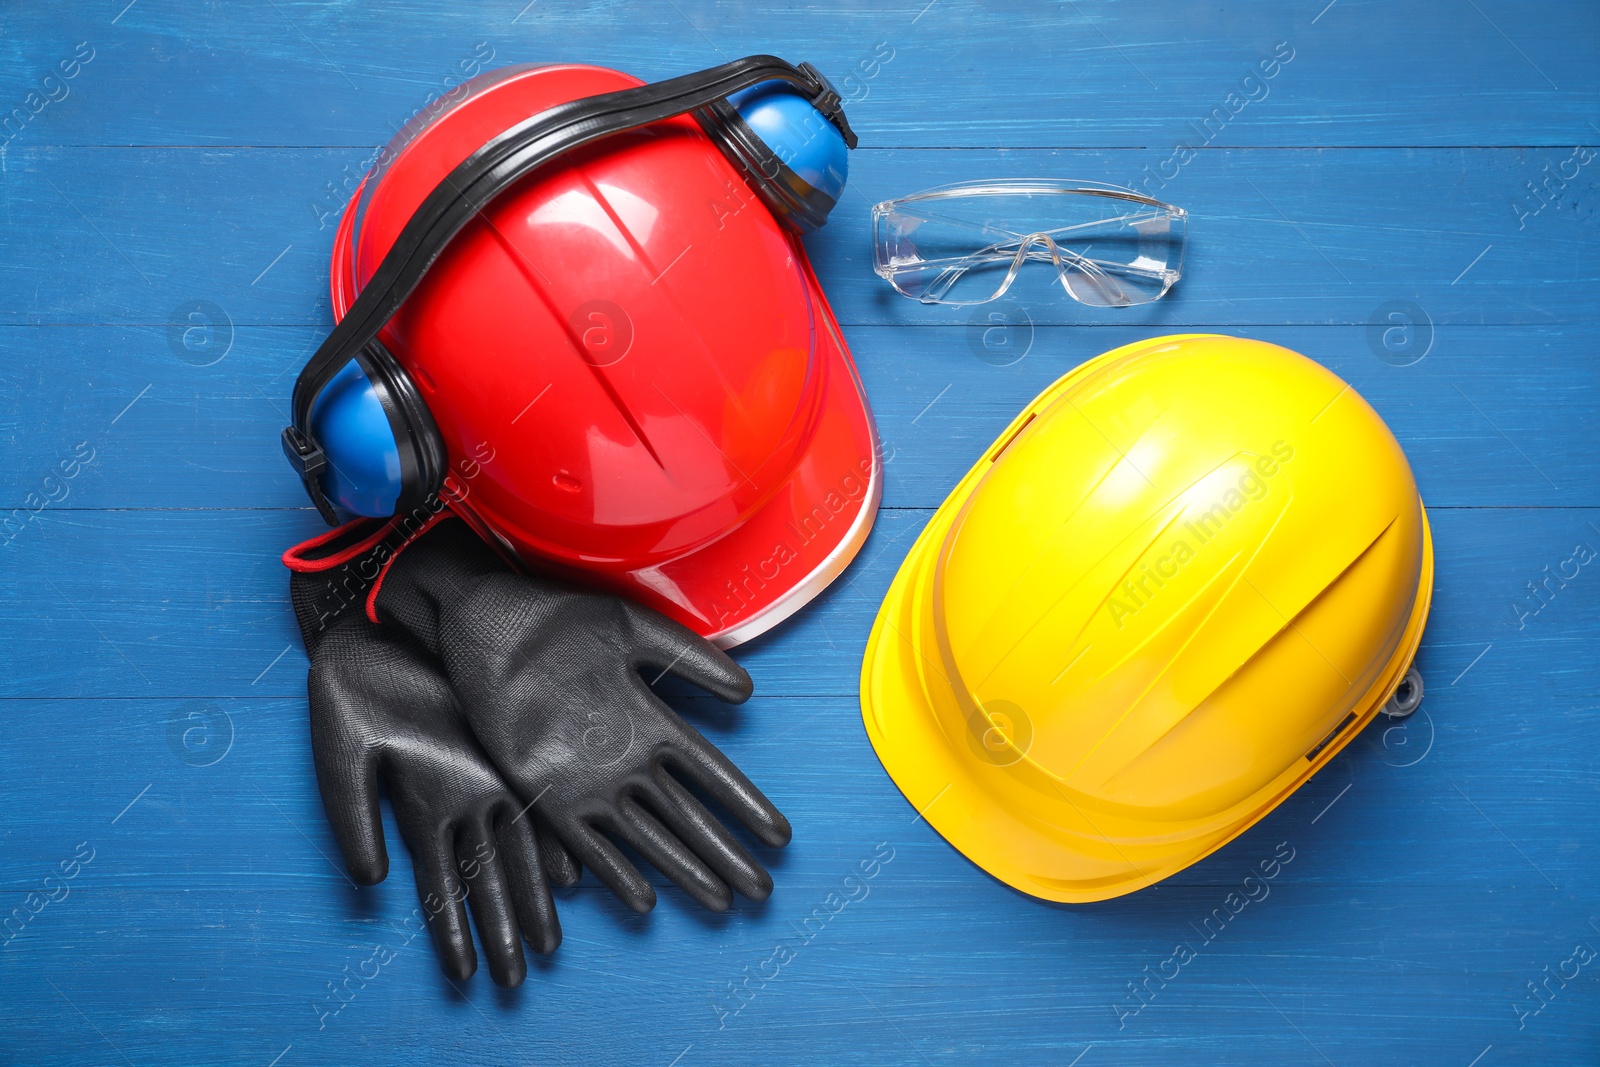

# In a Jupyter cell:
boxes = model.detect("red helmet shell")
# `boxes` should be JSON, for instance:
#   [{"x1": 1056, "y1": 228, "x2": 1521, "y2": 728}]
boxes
[{"x1": 331, "y1": 63, "x2": 879, "y2": 645}]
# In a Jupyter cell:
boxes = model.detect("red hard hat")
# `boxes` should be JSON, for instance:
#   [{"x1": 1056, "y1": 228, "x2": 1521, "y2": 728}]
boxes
[{"x1": 328, "y1": 63, "x2": 880, "y2": 646}]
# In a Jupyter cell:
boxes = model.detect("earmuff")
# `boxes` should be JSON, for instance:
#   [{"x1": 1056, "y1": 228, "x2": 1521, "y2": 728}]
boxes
[{"x1": 283, "y1": 55, "x2": 856, "y2": 525}]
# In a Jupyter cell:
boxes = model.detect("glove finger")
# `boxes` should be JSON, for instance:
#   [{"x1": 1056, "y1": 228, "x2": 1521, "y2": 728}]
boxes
[
  {"x1": 626, "y1": 605, "x2": 753, "y2": 703},
  {"x1": 412, "y1": 835, "x2": 477, "y2": 982},
  {"x1": 607, "y1": 797, "x2": 733, "y2": 912},
  {"x1": 643, "y1": 773, "x2": 773, "y2": 902},
  {"x1": 455, "y1": 822, "x2": 527, "y2": 988},
  {"x1": 307, "y1": 703, "x2": 387, "y2": 885},
  {"x1": 534, "y1": 817, "x2": 581, "y2": 889},
  {"x1": 553, "y1": 816, "x2": 658, "y2": 914},
  {"x1": 665, "y1": 722, "x2": 793, "y2": 849},
  {"x1": 498, "y1": 812, "x2": 562, "y2": 955}
]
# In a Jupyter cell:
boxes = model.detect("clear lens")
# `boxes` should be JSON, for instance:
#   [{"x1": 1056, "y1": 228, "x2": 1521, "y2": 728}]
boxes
[{"x1": 871, "y1": 180, "x2": 1187, "y2": 307}]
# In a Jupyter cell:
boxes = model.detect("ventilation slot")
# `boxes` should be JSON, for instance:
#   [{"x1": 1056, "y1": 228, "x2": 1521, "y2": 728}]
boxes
[{"x1": 1305, "y1": 711, "x2": 1359, "y2": 762}]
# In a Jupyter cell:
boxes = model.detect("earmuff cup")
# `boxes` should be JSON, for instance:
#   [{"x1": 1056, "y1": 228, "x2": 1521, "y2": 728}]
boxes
[
  {"x1": 292, "y1": 59, "x2": 852, "y2": 522},
  {"x1": 700, "y1": 81, "x2": 849, "y2": 233},
  {"x1": 308, "y1": 342, "x2": 445, "y2": 517},
  {"x1": 357, "y1": 341, "x2": 447, "y2": 515}
]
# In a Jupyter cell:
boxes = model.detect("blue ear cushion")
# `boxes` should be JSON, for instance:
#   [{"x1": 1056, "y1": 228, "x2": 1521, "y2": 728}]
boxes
[
  {"x1": 308, "y1": 358, "x2": 404, "y2": 517},
  {"x1": 726, "y1": 80, "x2": 848, "y2": 205}
]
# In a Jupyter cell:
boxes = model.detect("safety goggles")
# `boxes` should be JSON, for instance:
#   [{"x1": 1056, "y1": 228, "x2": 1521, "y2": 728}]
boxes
[{"x1": 871, "y1": 180, "x2": 1187, "y2": 307}]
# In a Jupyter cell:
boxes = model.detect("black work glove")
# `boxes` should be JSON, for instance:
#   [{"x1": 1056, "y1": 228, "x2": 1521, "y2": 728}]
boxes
[
  {"x1": 370, "y1": 515, "x2": 792, "y2": 914},
  {"x1": 286, "y1": 519, "x2": 579, "y2": 986}
]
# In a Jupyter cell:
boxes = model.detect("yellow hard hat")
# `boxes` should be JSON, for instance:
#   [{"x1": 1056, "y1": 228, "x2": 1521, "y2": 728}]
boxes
[{"x1": 861, "y1": 334, "x2": 1432, "y2": 902}]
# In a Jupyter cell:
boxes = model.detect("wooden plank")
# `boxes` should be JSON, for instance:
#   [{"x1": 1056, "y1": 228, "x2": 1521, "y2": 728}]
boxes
[
  {"x1": 0, "y1": 505, "x2": 1594, "y2": 704},
  {"x1": 1, "y1": 659, "x2": 1596, "y2": 892},
  {"x1": 0, "y1": 323, "x2": 1592, "y2": 511},
  {"x1": 2, "y1": 1, "x2": 1594, "y2": 149},
  {"x1": 0, "y1": 683, "x2": 1594, "y2": 1062},
  {"x1": 0, "y1": 146, "x2": 1593, "y2": 326},
  {"x1": 0, "y1": 857, "x2": 1594, "y2": 1062}
]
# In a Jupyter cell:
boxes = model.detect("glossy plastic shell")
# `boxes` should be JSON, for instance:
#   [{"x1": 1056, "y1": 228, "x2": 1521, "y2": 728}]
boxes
[
  {"x1": 329, "y1": 63, "x2": 879, "y2": 645},
  {"x1": 861, "y1": 334, "x2": 1433, "y2": 901}
]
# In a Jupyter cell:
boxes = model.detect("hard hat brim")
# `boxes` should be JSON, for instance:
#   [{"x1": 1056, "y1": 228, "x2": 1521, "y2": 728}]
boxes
[{"x1": 669, "y1": 268, "x2": 883, "y2": 648}]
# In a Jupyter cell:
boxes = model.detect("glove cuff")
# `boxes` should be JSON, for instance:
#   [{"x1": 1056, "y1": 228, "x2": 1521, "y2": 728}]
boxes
[
  {"x1": 283, "y1": 517, "x2": 398, "y2": 653},
  {"x1": 368, "y1": 512, "x2": 509, "y2": 653}
]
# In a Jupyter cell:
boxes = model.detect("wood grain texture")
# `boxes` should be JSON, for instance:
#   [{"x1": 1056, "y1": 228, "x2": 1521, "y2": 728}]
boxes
[
  {"x1": 1, "y1": 1, "x2": 1597, "y2": 1064},
  {"x1": 0, "y1": 147, "x2": 1594, "y2": 326},
  {"x1": 0, "y1": 322, "x2": 1595, "y2": 512},
  {"x1": 1, "y1": 1, "x2": 1595, "y2": 148}
]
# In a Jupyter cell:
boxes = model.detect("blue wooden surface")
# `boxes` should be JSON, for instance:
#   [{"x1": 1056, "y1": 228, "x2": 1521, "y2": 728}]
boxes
[{"x1": 1, "y1": 2, "x2": 1597, "y2": 1064}]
